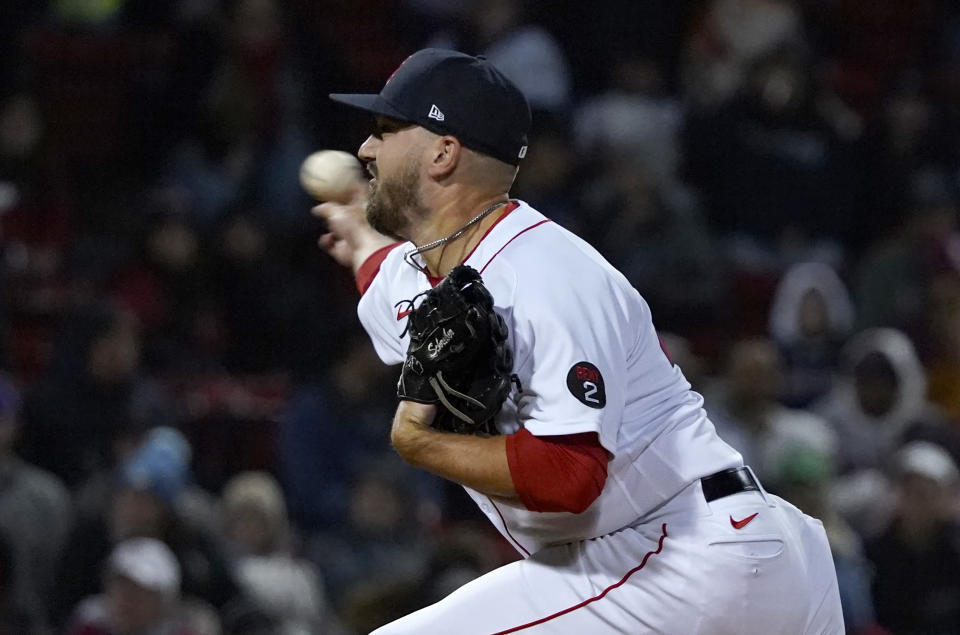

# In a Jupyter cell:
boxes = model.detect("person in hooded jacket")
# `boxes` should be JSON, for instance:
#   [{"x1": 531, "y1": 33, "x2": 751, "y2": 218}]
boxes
[
  {"x1": 768, "y1": 261, "x2": 855, "y2": 408},
  {"x1": 813, "y1": 327, "x2": 960, "y2": 537}
]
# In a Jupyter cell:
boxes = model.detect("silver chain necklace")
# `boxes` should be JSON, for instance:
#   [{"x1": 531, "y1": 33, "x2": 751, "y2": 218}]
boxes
[{"x1": 403, "y1": 200, "x2": 509, "y2": 273}]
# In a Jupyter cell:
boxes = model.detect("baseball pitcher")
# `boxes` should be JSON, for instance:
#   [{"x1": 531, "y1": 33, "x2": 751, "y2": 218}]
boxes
[{"x1": 314, "y1": 48, "x2": 844, "y2": 634}]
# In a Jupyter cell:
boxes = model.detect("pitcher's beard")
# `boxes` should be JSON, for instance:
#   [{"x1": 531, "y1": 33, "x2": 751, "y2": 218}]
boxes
[{"x1": 366, "y1": 161, "x2": 426, "y2": 240}]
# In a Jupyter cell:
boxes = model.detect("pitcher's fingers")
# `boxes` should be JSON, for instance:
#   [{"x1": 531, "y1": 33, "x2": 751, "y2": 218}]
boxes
[
  {"x1": 318, "y1": 232, "x2": 339, "y2": 250},
  {"x1": 347, "y1": 180, "x2": 370, "y2": 204},
  {"x1": 311, "y1": 202, "x2": 334, "y2": 219}
]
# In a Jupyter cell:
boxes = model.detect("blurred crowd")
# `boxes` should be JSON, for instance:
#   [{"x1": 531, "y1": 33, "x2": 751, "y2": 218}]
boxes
[{"x1": 1, "y1": 0, "x2": 959, "y2": 633}]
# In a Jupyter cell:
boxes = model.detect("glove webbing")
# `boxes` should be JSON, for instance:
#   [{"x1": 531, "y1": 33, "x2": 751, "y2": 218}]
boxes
[{"x1": 429, "y1": 371, "x2": 486, "y2": 424}]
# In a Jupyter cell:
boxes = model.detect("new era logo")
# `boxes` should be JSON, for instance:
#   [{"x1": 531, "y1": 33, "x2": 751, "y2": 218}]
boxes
[
  {"x1": 428, "y1": 104, "x2": 445, "y2": 121},
  {"x1": 518, "y1": 145, "x2": 528, "y2": 159}
]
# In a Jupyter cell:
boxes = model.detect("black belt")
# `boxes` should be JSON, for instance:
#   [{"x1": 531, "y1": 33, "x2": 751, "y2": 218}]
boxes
[{"x1": 701, "y1": 466, "x2": 761, "y2": 503}]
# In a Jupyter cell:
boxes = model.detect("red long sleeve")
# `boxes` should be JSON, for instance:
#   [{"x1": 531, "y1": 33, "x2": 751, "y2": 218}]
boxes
[{"x1": 506, "y1": 429, "x2": 609, "y2": 513}]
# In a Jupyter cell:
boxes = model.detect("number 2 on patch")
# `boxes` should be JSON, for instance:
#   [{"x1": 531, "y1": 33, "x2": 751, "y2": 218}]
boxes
[
  {"x1": 583, "y1": 381, "x2": 600, "y2": 404},
  {"x1": 567, "y1": 361, "x2": 606, "y2": 408}
]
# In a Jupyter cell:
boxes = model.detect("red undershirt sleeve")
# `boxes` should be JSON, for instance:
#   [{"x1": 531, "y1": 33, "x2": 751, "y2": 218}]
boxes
[
  {"x1": 356, "y1": 242, "x2": 403, "y2": 295},
  {"x1": 505, "y1": 428, "x2": 609, "y2": 514}
]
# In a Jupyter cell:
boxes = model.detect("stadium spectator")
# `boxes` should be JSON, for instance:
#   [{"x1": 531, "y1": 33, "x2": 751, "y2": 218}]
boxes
[
  {"x1": 577, "y1": 151, "x2": 728, "y2": 334},
  {"x1": 769, "y1": 443, "x2": 880, "y2": 634},
  {"x1": 865, "y1": 441, "x2": 960, "y2": 634},
  {"x1": 0, "y1": 374, "x2": 71, "y2": 632},
  {"x1": 338, "y1": 523, "x2": 504, "y2": 634},
  {"x1": 425, "y1": 0, "x2": 572, "y2": 114},
  {"x1": 573, "y1": 53, "x2": 683, "y2": 185},
  {"x1": 816, "y1": 329, "x2": 946, "y2": 474},
  {"x1": 683, "y1": 45, "x2": 864, "y2": 258},
  {"x1": 855, "y1": 166, "x2": 959, "y2": 339},
  {"x1": 222, "y1": 471, "x2": 332, "y2": 635},
  {"x1": 768, "y1": 261, "x2": 855, "y2": 408},
  {"x1": 704, "y1": 338, "x2": 837, "y2": 483},
  {"x1": 208, "y1": 211, "x2": 294, "y2": 374},
  {"x1": 307, "y1": 460, "x2": 431, "y2": 613},
  {"x1": 55, "y1": 427, "x2": 241, "y2": 627},
  {"x1": 682, "y1": 0, "x2": 804, "y2": 107},
  {"x1": 815, "y1": 328, "x2": 960, "y2": 539},
  {"x1": 18, "y1": 302, "x2": 142, "y2": 488},
  {"x1": 278, "y1": 336, "x2": 442, "y2": 533},
  {"x1": 108, "y1": 211, "x2": 210, "y2": 376},
  {"x1": 65, "y1": 537, "x2": 204, "y2": 635},
  {"x1": 166, "y1": 0, "x2": 311, "y2": 230},
  {"x1": 0, "y1": 530, "x2": 37, "y2": 633}
]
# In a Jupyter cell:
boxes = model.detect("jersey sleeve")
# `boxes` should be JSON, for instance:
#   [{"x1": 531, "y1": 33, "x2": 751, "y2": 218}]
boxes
[
  {"x1": 506, "y1": 429, "x2": 608, "y2": 513},
  {"x1": 510, "y1": 266, "x2": 639, "y2": 455},
  {"x1": 356, "y1": 243, "x2": 401, "y2": 295},
  {"x1": 356, "y1": 246, "x2": 406, "y2": 365}
]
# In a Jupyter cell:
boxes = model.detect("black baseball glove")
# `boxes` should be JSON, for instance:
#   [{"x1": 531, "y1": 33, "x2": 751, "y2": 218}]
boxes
[{"x1": 396, "y1": 265, "x2": 513, "y2": 435}]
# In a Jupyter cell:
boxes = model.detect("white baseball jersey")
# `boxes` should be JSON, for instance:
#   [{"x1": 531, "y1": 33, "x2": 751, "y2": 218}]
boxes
[
  {"x1": 358, "y1": 200, "x2": 742, "y2": 553},
  {"x1": 358, "y1": 200, "x2": 844, "y2": 633}
]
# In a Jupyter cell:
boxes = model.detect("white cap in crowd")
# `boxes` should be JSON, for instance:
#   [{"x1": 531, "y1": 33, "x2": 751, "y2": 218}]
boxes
[
  {"x1": 895, "y1": 441, "x2": 960, "y2": 487},
  {"x1": 109, "y1": 537, "x2": 181, "y2": 598}
]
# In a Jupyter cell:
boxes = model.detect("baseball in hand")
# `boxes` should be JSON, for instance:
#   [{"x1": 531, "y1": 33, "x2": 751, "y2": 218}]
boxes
[{"x1": 299, "y1": 150, "x2": 365, "y2": 202}]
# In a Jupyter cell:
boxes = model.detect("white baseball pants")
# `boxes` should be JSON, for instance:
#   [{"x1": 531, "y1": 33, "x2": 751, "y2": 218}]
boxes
[{"x1": 371, "y1": 481, "x2": 844, "y2": 634}]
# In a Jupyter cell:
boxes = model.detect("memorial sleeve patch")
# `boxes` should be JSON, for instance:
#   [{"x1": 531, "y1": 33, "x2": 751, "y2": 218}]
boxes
[{"x1": 566, "y1": 361, "x2": 606, "y2": 408}]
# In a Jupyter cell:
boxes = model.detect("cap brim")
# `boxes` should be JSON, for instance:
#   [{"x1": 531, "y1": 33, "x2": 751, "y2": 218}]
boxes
[{"x1": 329, "y1": 93, "x2": 409, "y2": 122}]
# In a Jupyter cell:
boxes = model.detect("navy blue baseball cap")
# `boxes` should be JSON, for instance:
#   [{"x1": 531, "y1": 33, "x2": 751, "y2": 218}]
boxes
[{"x1": 330, "y1": 48, "x2": 531, "y2": 166}]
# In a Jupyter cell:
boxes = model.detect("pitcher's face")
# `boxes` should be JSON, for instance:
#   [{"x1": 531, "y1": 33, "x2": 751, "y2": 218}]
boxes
[{"x1": 359, "y1": 117, "x2": 428, "y2": 240}]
